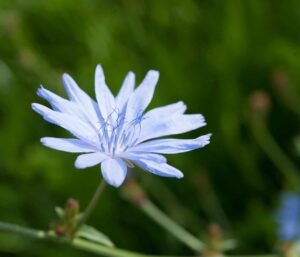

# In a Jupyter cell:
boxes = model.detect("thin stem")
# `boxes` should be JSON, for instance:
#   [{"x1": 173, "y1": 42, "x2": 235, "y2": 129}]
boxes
[
  {"x1": 122, "y1": 179, "x2": 205, "y2": 252},
  {"x1": 140, "y1": 200, "x2": 205, "y2": 252},
  {"x1": 0, "y1": 221, "x2": 279, "y2": 257},
  {"x1": 251, "y1": 121, "x2": 299, "y2": 190},
  {"x1": 76, "y1": 180, "x2": 106, "y2": 230},
  {"x1": 0, "y1": 221, "x2": 194, "y2": 257},
  {"x1": 0, "y1": 221, "x2": 49, "y2": 240},
  {"x1": 72, "y1": 238, "x2": 146, "y2": 257},
  {"x1": 141, "y1": 176, "x2": 204, "y2": 230}
]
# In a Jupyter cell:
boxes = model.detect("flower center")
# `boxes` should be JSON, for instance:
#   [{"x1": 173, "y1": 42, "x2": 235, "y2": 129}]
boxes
[{"x1": 97, "y1": 109, "x2": 144, "y2": 157}]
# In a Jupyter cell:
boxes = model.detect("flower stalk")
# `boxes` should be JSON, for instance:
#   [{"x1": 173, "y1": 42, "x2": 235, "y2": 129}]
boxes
[
  {"x1": 0, "y1": 221, "x2": 49, "y2": 240},
  {"x1": 0, "y1": 221, "x2": 192, "y2": 257},
  {"x1": 250, "y1": 120, "x2": 299, "y2": 190},
  {"x1": 248, "y1": 91, "x2": 299, "y2": 190},
  {"x1": 122, "y1": 178, "x2": 205, "y2": 253},
  {"x1": 76, "y1": 180, "x2": 106, "y2": 231},
  {"x1": 141, "y1": 200, "x2": 204, "y2": 252},
  {"x1": 0, "y1": 220, "x2": 278, "y2": 257}
]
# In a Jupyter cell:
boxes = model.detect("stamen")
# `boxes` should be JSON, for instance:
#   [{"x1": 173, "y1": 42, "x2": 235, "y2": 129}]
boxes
[{"x1": 96, "y1": 109, "x2": 145, "y2": 157}]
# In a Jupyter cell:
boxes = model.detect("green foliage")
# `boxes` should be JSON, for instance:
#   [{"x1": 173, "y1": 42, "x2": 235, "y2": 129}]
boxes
[
  {"x1": 76, "y1": 225, "x2": 114, "y2": 248},
  {"x1": 0, "y1": 0, "x2": 300, "y2": 256}
]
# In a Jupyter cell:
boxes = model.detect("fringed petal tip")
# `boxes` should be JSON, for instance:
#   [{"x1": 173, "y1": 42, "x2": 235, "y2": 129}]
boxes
[
  {"x1": 62, "y1": 73, "x2": 70, "y2": 80},
  {"x1": 176, "y1": 171, "x2": 184, "y2": 179},
  {"x1": 36, "y1": 85, "x2": 45, "y2": 96},
  {"x1": 146, "y1": 69, "x2": 160, "y2": 79},
  {"x1": 198, "y1": 114, "x2": 207, "y2": 126},
  {"x1": 31, "y1": 103, "x2": 42, "y2": 114},
  {"x1": 200, "y1": 133, "x2": 212, "y2": 147}
]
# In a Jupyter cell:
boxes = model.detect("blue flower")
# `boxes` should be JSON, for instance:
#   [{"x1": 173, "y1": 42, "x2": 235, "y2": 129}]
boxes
[
  {"x1": 32, "y1": 65, "x2": 211, "y2": 187},
  {"x1": 275, "y1": 192, "x2": 300, "y2": 241}
]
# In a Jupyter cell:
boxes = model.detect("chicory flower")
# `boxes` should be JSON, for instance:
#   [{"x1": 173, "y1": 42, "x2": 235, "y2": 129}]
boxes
[
  {"x1": 275, "y1": 192, "x2": 300, "y2": 241},
  {"x1": 32, "y1": 65, "x2": 211, "y2": 187}
]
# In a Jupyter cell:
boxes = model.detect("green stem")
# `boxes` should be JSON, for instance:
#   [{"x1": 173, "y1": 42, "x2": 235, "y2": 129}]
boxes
[
  {"x1": 251, "y1": 121, "x2": 299, "y2": 190},
  {"x1": 141, "y1": 176, "x2": 204, "y2": 230},
  {"x1": 72, "y1": 238, "x2": 145, "y2": 257},
  {"x1": 0, "y1": 221, "x2": 49, "y2": 240},
  {"x1": 0, "y1": 221, "x2": 279, "y2": 257},
  {"x1": 76, "y1": 179, "x2": 106, "y2": 230},
  {"x1": 122, "y1": 179, "x2": 205, "y2": 253},
  {"x1": 140, "y1": 200, "x2": 204, "y2": 252},
  {"x1": 0, "y1": 221, "x2": 193, "y2": 257}
]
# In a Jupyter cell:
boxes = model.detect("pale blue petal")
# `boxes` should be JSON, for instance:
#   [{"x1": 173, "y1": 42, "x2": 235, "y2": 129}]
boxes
[
  {"x1": 37, "y1": 85, "x2": 71, "y2": 112},
  {"x1": 119, "y1": 151, "x2": 167, "y2": 163},
  {"x1": 41, "y1": 137, "x2": 98, "y2": 153},
  {"x1": 115, "y1": 71, "x2": 135, "y2": 110},
  {"x1": 32, "y1": 103, "x2": 99, "y2": 146},
  {"x1": 130, "y1": 158, "x2": 183, "y2": 178},
  {"x1": 143, "y1": 101, "x2": 186, "y2": 119},
  {"x1": 75, "y1": 152, "x2": 107, "y2": 169},
  {"x1": 37, "y1": 86, "x2": 96, "y2": 127},
  {"x1": 126, "y1": 70, "x2": 159, "y2": 121},
  {"x1": 138, "y1": 114, "x2": 206, "y2": 143},
  {"x1": 62, "y1": 73, "x2": 100, "y2": 126},
  {"x1": 130, "y1": 134, "x2": 211, "y2": 154},
  {"x1": 101, "y1": 158, "x2": 127, "y2": 187},
  {"x1": 95, "y1": 65, "x2": 115, "y2": 120}
]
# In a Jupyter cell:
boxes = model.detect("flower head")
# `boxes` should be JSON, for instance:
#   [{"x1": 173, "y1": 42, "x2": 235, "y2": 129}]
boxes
[
  {"x1": 32, "y1": 65, "x2": 211, "y2": 187},
  {"x1": 275, "y1": 192, "x2": 300, "y2": 241}
]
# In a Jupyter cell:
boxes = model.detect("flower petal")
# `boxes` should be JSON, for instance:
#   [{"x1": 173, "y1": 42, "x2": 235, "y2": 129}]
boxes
[
  {"x1": 41, "y1": 137, "x2": 98, "y2": 153},
  {"x1": 138, "y1": 114, "x2": 206, "y2": 143},
  {"x1": 101, "y1": 158, "x2": 127, "y2": 187},
  {"x1": 132, "y1": 158, "x2": 183, "y2": 178},
  {"x1": 143, "y1": 101, "x2": 186, "y2": 119},
  {"x1": 115, "y1": 71, "x2": 135, "y2": 110},
  {"x1": 126, "y1": 70, "x2": 159, "y2": 121},
  {"x1": 62, "y1": 73, "x2": 100, "y2": 126},
  {"x1": 37, "y1": 85, "x2": 72, "y2": 112},
  {"x1": 131, "y1": 134, "x2": 211, "y2": 154},
  {"x1": 75, "y1": 152, "x2": 107, "y2": 169},
  {"x1": 95, "y1": 65, "x2": 116, "y2": 120},
  {"x1": 37, "y1": 86, "x2": 98, "y2": 128},
  {"x1": 119, "y1": 152, "x2": 167, "y2": 163},
  {"x1": 32, "y1": 103, "x2": 99, "y2": 145}
]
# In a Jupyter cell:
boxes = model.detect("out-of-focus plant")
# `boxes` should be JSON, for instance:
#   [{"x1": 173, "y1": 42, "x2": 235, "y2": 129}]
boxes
[
  {"x1": 2, "y1": 1, "x2": 300, "y2": 256},
  {"x1": 248, "y1": 91, "x2": 299, "y2": 190},
  {"x1": 247, "y1": 88, "x2": 300, "y2": 257}
]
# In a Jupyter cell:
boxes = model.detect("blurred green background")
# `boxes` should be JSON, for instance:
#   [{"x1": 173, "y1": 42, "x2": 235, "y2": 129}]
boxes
[{"x1": 1, "y1": 0, "x2": 300, "y2": 256}]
